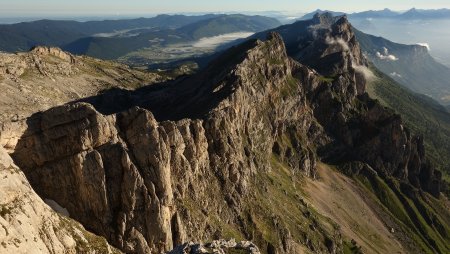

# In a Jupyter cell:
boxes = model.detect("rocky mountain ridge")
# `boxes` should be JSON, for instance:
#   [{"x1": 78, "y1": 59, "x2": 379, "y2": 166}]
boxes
[
  {"x1": 244, "y1": 14, "x2": 443, "y2": 196},
  {"x1": 0, "y1": 46, "x2": 164, "y2": 123},
  {"x1": 8, "y1": 32, "x2": 319, "y2": 253},
  {"x1": 1, "y1": 14, "x2": 449, "y2": 254}
]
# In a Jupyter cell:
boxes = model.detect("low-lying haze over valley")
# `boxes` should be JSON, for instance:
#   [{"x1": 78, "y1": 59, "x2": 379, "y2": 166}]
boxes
[{"x1": 119, "y1": 31, "x2": 254, "y2": 65}]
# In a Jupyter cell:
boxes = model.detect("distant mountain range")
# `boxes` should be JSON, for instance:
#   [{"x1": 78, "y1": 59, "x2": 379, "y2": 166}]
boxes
[
  {"x1": 398, "y1": 8, "x2": 450, "y2": 19},
  {"x1": 354, "y1": 28, "x2": 450, "y2": 105},
  {"x1": 350, "y1": 8, "x2": 399, "y2": 19},
  {"x1": 300, "y1": 8, "x2": 450, "y2": 20},
  {"x1": 299, "y1": 10, "x2": 346, "y2": 20},
  {"x1": 0, "y1": 14, "x2": 280, "y2": 55},
  {"x1": 63, "y1": 14, "x2": 281, "y2": 60},
  {"x1": 0, "y1": 14, "x2": 223, "y2": 52}
]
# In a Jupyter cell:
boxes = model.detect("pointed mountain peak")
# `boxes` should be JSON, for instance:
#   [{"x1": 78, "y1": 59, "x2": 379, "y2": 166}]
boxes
[
  {"x1": 311, "y1": 12, "x2": 348, "y2": 27},
  {"x1": 399, "y1": 8, "x2": 424, "y2": 19},
  {"x1": 267, "y1": 32, "x2": 284, "y2": 46},
  {"x1": 335, "y1": 14, "x2": 349, "y2": 25},
  {"x1": 313, "y1": 12, "x2": 335, "y2": 23},
  {"x1": 200, "y1": 31, "x2": 287, "y2": 81},
  {"x1": 193, "y1": 30, "x2": 289, "y2": 88},
  {"x1": 112, "y1": 31, "x2": 292, "y2": 121},
  {"x1": 406, "y1": 7, "x2": 419, "y2": 13}
]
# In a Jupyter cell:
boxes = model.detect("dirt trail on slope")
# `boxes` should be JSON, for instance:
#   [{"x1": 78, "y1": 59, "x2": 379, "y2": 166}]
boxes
[{"x1": 303, "y1": 163, "x2": 405, "y2": 254}]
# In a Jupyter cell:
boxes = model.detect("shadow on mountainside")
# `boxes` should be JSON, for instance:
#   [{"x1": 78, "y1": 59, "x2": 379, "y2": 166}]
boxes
[{"x1": 71, "y1": 38, "x2": 261, "y2": 122}]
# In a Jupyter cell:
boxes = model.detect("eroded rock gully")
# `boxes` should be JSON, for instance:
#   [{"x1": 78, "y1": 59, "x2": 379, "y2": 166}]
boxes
[{"x1": 4, "y1": 16, "x2": 443, "y2": 254}]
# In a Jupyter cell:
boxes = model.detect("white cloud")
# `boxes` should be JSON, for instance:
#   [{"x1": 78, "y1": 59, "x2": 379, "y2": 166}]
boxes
[
  {"x1": 390, "y1": 72, "x2": 402, "y2": 78},
  {"x1": 325, "y1": 36, "x2": 350, "y2": 51},
  {"x1": 192, "y1": 32, "x2": 254, "y2": 49},
  {"x1": 416, "y1": 43, "x2": 430, "y2": 51},
  {"x1": 353, "y1": 64, "x2": 376, "y2": 82},
  {"x1": 325, "y1": 35, "x2": 375, "y2": 82},
  {"x1": 376, "y1": 47, "x2": 398, "y2": 61}
]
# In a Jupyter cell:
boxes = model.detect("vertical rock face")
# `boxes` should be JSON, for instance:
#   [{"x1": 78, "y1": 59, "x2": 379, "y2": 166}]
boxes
[
  {"x1": 5, "y1": 14, "x2": 444, "y2": 254},
  {"x1": 11, "y1": 33, "x2": 319, "y2": 253},
  {"x1": 255, "y1": 13, "x2": 442, "y2": 196},
  {"x1": 0, "y1": 146, "x2": 121, "y2": 254},
  {"x1": 12, "y1": 104, "x2": 175, "y2": 253}
]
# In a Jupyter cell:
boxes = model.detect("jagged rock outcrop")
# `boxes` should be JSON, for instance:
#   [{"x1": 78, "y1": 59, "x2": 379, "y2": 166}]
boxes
[
  {"x1": 0, "y1": 46, "x2": 164, "y2": 123},
  {"x1": 31, "y1": 46, "x2": 77, "y2": 64},
  {"x1": 3, "y1": 14, "x2": 446, "y2": 254},
  {"x1": 168, "y1": 239, "x2": 260, "y2": 254},
  {"x1": 253, "y1": 13, "x2": 442, "y2": 197},
  {"x1": 0, "y1": 46, "x2": 78, "y2": 79},
  {"x1": 0, "y1": 146, "x2": 121, "y2": 254},
  {"x1": 326, "y1": 98, "x2": 443, "y2": 196}
]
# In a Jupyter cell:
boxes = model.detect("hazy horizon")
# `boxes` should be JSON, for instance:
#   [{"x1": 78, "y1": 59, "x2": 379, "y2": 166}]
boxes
[
  {"x1": 1, "y1": 7, "x2": 450, "y2": 24},
  {"x1": 1, "y1": 0, "x2": 450, "y2": 19}
]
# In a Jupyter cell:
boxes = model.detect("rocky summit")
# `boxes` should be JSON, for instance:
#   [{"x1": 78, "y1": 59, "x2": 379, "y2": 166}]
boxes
[
  {"x1": 0, "y1": 46, "x2": 164, "y2": 124},
  {"x1": 0, "y1": 14, "x2": 449, "y2": 254}
]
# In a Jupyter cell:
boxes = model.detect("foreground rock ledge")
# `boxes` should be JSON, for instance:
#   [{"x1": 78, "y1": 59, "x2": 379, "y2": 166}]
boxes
[{"x1": 168, "y1": 239, "x2": 260, "y2": 254}]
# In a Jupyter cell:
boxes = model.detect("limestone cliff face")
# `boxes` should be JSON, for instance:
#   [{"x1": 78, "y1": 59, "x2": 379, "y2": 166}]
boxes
[
  {"x1": 10, "y1": 33, "x2": 320, "y2": 253},
  {"x1": 3, "y1": 15, "x2": 445, "y2": 254},
  {"x1": 0, "y1": 146, "x2": 121, "y2": 254}
]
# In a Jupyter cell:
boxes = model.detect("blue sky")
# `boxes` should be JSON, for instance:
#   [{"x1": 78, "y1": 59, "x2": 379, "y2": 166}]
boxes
[{"x1": 1, "y1": 0, "x2": 450, "y2": 17}]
